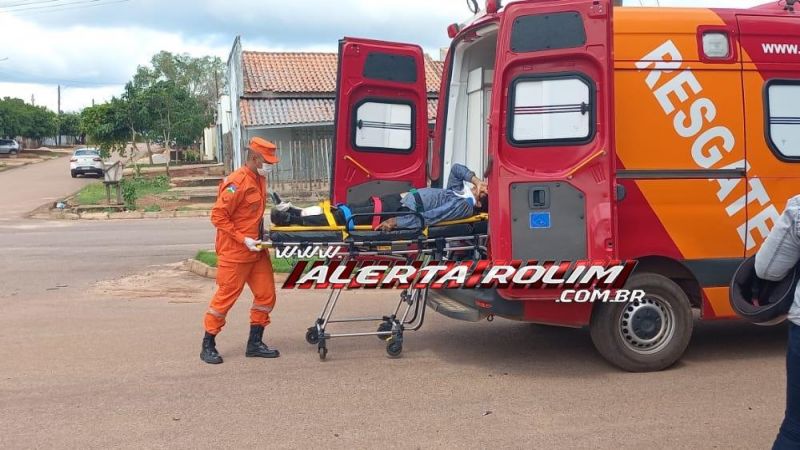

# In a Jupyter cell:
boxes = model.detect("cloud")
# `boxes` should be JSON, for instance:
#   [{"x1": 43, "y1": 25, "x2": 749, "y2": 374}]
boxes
[{"x1": 0, "y1": 0, "x2": 775, "y2": 112}]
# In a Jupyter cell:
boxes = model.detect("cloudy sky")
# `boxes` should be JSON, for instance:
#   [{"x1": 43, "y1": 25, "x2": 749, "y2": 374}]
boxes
[{"x1": 0, "y1": 0, "x2": 768, "y2": 113}]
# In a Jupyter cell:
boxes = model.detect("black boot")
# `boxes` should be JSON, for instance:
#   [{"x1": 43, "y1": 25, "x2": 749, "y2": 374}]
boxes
[
  {"x1": 246, "y1": 325, "x2": 280, "y2": 358},
  {"x1": 201, "y1": 332, "x2": 223, "y2": 364}
]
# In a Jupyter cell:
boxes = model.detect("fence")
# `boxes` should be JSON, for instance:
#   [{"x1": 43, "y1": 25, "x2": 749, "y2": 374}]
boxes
[{"x1": 270, "y1": 138, "x2": 332, "y2": 199}]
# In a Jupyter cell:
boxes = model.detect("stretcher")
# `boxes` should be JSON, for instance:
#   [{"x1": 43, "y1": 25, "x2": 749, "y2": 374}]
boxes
[{"x1": 265, "y1": 208, "x2": 489, "y2": 359}]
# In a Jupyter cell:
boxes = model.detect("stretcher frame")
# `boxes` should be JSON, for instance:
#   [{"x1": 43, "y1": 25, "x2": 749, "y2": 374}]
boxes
[{"x1": 266, "y1": 211, "x2": 489, "y2": 359}]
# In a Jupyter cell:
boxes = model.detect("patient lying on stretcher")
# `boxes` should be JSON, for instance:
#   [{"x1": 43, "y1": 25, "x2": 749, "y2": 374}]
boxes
[{"x1": 270, "y1": 164, "x2": 488, "y2": 231}]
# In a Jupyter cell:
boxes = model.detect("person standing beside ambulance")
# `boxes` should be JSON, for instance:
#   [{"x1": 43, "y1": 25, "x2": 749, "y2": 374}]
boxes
[
  {"x1": 200, "y1": 137, "x2": 280, "y2": 364},
  {"x1": 755, "y1": 195, "x2": 800, "y2": 449}
]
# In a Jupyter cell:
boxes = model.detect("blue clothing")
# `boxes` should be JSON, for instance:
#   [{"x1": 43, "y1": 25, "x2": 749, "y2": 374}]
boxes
[
  {"x1": 755, "y1": 195, "x2": 800, "y2": 326},
  {"x1": 394, "y1": 164, "x2": 477, "y2": 229},
  {"x1": 773, "y1": 323, "x2": 800, "y2": 449},
  {"x1": 754, "y1": 195, "x2": 800, "y2": 449}
]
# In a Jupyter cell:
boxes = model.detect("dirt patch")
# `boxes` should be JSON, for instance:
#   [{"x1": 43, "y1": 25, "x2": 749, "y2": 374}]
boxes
[
  {"x1": 136, "y1": 193, "x2": 196, "y2": 211},
  {"x1": 90, "y1": 262, "x2": 214, "y2": 302}
]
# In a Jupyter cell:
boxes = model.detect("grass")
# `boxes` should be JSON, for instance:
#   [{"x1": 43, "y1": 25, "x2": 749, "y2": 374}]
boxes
[
  {"x1": 76, "y1": 182, "x2": 108, "y2": 205},
  {"x1": 127, "y1": 175, "x2": 170, "y2": 198},
  {"x1": 143, "y1": 204, "x2": 162, "y2": 212},
  {"x1": 194, "y1": 249, "x2": 312, "y2": 273},
  {"x1": 195, "y1": 250, "x2": 218, "y2": 268},
  {"x1": 76, "y1": 175, "x2": 171, "y2": 207}
]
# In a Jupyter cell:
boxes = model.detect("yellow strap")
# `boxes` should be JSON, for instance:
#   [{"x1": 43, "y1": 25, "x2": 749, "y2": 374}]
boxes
[
  {"x1": 434, "y1": 213, "x2": 489, "y2": 227},
  {"x1": 321, "y1": 200, "x2": 336, "y2": 227}
]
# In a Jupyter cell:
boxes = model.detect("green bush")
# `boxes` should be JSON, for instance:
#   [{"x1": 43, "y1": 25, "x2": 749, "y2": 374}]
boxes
[
  {"x1": 121, "y1": 181, "x2": 138, "y2": 210},
  {"x1": 120, "y1": 175, "x2": 170, "y2": 210}
]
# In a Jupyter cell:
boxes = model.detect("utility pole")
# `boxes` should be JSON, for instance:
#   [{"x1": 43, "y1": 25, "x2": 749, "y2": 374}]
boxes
[
  {"x1": 57, "y1": 85, "x2": 61, "y2": 146},
  {"x1": 31, "y1": 94, "x2": 35, "y2": 106}
]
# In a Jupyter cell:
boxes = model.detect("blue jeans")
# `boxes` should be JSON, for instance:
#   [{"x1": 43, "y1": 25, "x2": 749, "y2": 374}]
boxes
[{"x1": 774, "y1": 323, "x2": 800, "y2": 449}]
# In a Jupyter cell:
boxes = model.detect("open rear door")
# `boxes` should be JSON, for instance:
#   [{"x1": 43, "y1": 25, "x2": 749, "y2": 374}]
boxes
[
  {"x1": 489, "y1": 0, "x2": 617, "y2": 299},
  {"x1": 330, "y1": 38, "x2": 429, "y2": 205}
]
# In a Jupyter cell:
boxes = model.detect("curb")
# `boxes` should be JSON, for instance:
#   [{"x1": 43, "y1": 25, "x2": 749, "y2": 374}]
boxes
[
  {"x1": 186, "y1": 259, "x2": 291, "y2": 282},
  {"x1": 187, "y1": 259, "x2": 218, "y2": 279},
  {"x1": 31, "y1": 209, "x2": 212, "y2": 221}
]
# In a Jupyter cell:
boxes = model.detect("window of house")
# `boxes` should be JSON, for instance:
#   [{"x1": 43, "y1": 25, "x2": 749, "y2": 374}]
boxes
[
  {"x1": 353, "y1": 100, "x2": 414, "y2": 153},
  {"x1": 766, "y1": 81, "x2": 800, "y2": 160},
  {"x1": 509, "y1": 74, "x2": 594, "y2": 146}
]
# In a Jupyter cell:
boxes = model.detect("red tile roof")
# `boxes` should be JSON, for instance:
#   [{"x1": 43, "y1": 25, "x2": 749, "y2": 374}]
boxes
[
  {"x1": 242, "y1": 51, "x2": 444, "y2": 95},
  {"x1": 241, "y1": 98, "x2": 439, "y2": 128}
]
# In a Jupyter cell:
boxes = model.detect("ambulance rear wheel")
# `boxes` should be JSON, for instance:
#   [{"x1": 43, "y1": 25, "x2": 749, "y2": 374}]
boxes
[{"x1": 589, "y1": 273, "x2": 693, "y2": 372}]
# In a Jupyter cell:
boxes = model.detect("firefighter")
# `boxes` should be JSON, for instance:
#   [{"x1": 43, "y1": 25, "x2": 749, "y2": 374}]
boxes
[{"x1": 200, "y1": 137, "x2": 280, "y2": 364}]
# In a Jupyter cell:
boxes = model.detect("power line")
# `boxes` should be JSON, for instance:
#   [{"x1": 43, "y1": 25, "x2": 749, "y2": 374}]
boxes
[
  {"x1": 7, "y1": 0, "x2": 128, "y2": 16},
  {"x1": 1, "y1": 0, "x2": 109, "y2": 12},
  {"x1": 0, "y1": 0, "x2": 63, "y2": 8}
]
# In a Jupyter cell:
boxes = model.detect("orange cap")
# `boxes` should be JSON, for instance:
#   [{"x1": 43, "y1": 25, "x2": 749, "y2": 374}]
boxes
[{"x1": 248, "y1": 137, "x2": 279, "y2": 164}]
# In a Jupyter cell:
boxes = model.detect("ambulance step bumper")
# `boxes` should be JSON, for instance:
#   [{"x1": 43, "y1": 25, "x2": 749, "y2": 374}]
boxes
[{"x1": 427, "y1": 290, "x2": 485, "y2": 322}]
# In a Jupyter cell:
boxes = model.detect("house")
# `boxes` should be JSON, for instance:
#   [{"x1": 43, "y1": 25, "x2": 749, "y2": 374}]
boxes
[{"x1": 218, "y1": 37, "x2": 443, "y2": 192}]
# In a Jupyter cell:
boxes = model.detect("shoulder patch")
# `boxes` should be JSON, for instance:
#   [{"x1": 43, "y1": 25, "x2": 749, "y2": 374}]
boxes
[{"x1": 225, "y1": 184, "x2": 237, "y2": 194}]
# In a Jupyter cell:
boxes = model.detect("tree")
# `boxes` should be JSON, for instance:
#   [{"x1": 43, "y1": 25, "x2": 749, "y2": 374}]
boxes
[
  {"x1": 79, "y1": 102, "x2": 128, "y2": 158},
  {"x1": 149, "y1": 51, "x2": 224, "y2": 121},
  {"x1": 76, "y1": 50, "x2": 221, "y2": 167},
  {"x1": 58, "y1": 112, "x2": 82, "y2": 141},
  {"x1": 0, "y1": 97, "x2": 57, "y2": 140}
]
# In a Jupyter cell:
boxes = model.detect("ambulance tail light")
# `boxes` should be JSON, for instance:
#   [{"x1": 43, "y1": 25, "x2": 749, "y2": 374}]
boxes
[{"x1": 92, "y1": 157, "x2": 102, "y2": 162}]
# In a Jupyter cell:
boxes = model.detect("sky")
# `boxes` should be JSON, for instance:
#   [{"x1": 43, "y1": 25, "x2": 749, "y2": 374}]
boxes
[{"x1": 0, "y1": 0, "x2": 769, "y2": 113}]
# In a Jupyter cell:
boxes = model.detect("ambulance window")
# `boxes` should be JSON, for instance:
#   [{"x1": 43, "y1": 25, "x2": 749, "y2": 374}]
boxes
[
  {"x1": 352, "y1": 100, "x2": 414, "y2": 153},
  {"x1": 766, "y1": 81, "x2": 800, "y2": 160},
  {"x1": 510, "y1": 12, "x2": 586, "y2": 53},
  {"x1": 508, "y1": 74, "x2": 594, "y2": 145}
]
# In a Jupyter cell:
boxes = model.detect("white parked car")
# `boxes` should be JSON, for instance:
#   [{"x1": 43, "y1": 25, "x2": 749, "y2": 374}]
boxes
[
  {"x1": 0, "y1": 139, "x2": 20, "y2": 155},
  {"x1": 70, "y1": 148, "x2": 104, "y2": 178}
]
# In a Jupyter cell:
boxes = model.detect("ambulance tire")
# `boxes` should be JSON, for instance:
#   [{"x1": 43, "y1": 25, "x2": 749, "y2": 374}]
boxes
[{"x1": 590, "y1": 273, "x2": 693, "y2": 372}]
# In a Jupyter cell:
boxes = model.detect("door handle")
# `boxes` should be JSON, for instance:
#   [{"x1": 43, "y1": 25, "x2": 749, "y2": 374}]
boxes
[
  {"x1": 529, "y1": 187, "x2": 550, "y2": 209},
  {"x1": 344, "y1": 155, "x2": 372, "y2": 178}
]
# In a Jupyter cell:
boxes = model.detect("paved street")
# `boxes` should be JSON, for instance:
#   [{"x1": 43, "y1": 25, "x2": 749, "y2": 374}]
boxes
[
  {"x1": 0, "y1": 160, "x2": 792, "y2": 449},
  {"x1": 0, "y1": 154, "x2": 94, "y2": 220}
]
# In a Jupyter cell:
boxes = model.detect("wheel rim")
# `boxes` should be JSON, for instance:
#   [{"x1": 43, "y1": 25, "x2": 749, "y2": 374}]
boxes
[{"x1": 617, "y1": 294, "x2": 675, "y2": 355}]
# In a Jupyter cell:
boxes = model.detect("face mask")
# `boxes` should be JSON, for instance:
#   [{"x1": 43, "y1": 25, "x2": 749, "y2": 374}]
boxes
[{"x1": 257, "y1": 163, "x2": 273, "y2": 177}]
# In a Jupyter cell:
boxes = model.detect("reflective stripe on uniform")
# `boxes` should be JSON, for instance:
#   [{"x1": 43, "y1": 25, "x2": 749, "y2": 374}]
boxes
[
  {"x1": 206, "y1": 308, "x2": 226, "y2": 318},
  {"x1": 252, "y1": 305, "x2": 273, "y2": 313}
]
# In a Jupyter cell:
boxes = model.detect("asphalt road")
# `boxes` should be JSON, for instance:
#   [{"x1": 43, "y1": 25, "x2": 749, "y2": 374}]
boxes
[
  {"x1": 0, "y1": 160, "x2": 792, "y2": 449},
  {"x1": 0, "y1": 154, "x2": 94, "y2": 220}
]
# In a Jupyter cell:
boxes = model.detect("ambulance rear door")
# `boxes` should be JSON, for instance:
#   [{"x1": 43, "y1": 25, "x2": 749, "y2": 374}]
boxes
[
  {"x1": 489, "y1": 0, "x2": 617, "y2": 299},
  {"x1": 330, "y1": 38, "x2": 430, "y2": 205}
]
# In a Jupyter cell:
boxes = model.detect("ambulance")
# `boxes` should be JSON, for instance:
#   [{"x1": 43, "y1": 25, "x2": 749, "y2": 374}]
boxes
[{"x1": 327, "y1": 0, "x2": 800, "y2": 371}]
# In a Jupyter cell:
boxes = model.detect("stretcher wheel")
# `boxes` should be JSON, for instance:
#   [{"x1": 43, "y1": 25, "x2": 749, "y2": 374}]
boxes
[
  {"x1": 318, "y1": 346, "x2": 328, "y2": 360},
  {"x1": 377, "y1": 322, "x2": 393, "y2": 341},
  {"x1": 305, "y1": 327, "x2": 320, "y2": 345},
  {"x1": 386, "y1": 341, "x2": 402, "y2": 358}
]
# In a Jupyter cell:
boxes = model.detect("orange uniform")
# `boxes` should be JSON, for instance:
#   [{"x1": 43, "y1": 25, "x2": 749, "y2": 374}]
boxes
[{"x1": 204, "y1": 166, "x2": 276, "y2": 335}]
